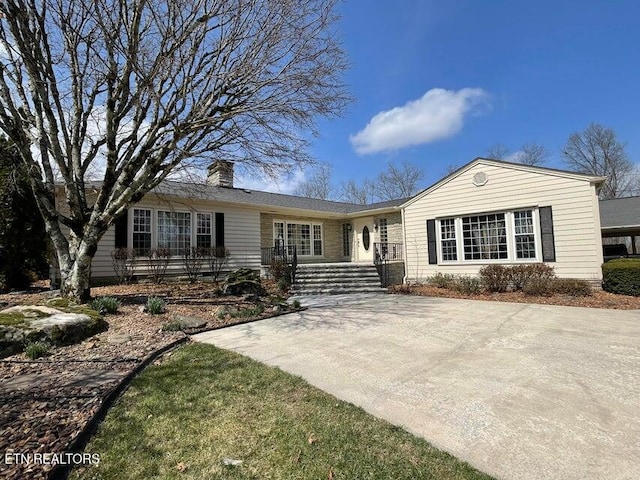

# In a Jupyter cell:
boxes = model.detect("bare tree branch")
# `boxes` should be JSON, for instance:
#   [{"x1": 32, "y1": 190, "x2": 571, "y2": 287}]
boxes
[
  {"x1": 375, "y1": 160, "x2": 423, "y2": 200},
  {"x1": 0, "y1": 0, "x2": 349, "y2": 299},
  {"x1": 562, "y1": 123, "x2": 633, "y2": 199},
  {"x1": 294, "y1": 162, "x2": 333, "y2": 200},
  {"x1": 485, "y1": 143, "x2": 510, "y2": 160}
]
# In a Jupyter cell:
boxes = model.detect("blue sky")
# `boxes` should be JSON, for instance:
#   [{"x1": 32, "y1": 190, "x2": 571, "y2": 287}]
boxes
[{"x1": 239, "y1": 0, "x2": 640, "y2": 194}]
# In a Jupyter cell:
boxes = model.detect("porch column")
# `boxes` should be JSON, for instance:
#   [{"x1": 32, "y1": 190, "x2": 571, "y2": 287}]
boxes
[{"x1": 632, "y1": 235, "x2": 638, "y2": 255}]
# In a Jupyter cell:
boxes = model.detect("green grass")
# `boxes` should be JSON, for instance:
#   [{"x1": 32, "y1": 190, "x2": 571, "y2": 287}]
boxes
[{"x1": 72, "y1": 343, "x2": 492, "y2": 480}]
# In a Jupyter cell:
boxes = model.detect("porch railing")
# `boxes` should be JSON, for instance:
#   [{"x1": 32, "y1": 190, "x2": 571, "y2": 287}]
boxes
[
  {"x1": 373, "y1": 242, "x2": 404, "y2": 264},
  {"x1": 261, "y1": 242, "x2": 298, "y2": 283}
]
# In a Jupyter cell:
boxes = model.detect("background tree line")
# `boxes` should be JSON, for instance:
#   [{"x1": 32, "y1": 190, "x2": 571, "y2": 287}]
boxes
[{"x1": 297, "y1": 122, "x2": 638, "y2": 203}]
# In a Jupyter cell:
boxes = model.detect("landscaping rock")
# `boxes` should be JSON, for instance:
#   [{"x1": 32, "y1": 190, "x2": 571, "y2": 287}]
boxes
[
  {"x1": 172, "y1": 315, "x2": 207, "y2": 329},
  {"x1": 0, "y1": 307, "x2": 107, "y2": 358},
  {"x1": 223, "y1": 268, "x2": 266, "y2": 296},
  {"x1": 107, "y1": 333, "x2": 132, "y2": 344}
]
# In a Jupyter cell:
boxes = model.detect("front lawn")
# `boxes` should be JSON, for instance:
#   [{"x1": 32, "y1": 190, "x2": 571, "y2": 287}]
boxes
[{"x1": 72, "y1": 343, "x2": 492, "y2": 480}]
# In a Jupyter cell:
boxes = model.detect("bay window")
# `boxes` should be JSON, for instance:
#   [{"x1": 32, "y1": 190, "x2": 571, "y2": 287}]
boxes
[{"x1": 438, "y1": 209, "x2": 538, "y2": 263}]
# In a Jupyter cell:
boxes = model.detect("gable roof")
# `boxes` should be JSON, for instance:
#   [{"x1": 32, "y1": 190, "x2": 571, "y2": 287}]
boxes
[
  {"x1": 599, "y1": 196, "x2": 640, "y2": 230},
  {"x1": 401, "y1": 157, "x2": 607, "y2": 208},
  {"x1": 152, "y1": 181, "x2": 408, "y2": 216}
]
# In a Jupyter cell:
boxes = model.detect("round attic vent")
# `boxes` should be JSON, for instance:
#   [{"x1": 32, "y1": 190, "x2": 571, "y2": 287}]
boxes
[{"x1": 472, "y1": 171, "x2": 488, "y2": 186}]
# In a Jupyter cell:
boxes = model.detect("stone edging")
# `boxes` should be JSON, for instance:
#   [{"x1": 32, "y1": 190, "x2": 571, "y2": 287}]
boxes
[
  {"x1": 183, "y1": 307, "x2": 307, "y2": 336},
  {"x1": 49, "y1": 336, "x2": 190, "y2": 480}
]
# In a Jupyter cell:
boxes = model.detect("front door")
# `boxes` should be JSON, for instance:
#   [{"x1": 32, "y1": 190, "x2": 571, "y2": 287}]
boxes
[{"x1": 353, "y1": 217, "x2": 374, "y2": 263}]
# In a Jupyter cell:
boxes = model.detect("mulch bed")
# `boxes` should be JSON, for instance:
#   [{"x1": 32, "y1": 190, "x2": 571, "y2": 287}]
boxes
[
  {"x1": 390, "y1": 284, "x2": 640, "y2": 309},
  {"x1": 0, "y1": 280, "x2": 292, "y2": 480}
]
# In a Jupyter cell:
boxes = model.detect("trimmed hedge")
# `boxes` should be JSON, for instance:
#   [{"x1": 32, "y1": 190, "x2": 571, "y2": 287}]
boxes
[{"x1": 602, "y1": 258, "x2": 640, "y2": 296}]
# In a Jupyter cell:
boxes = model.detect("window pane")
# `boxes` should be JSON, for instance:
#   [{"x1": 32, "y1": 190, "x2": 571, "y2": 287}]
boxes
[
  {"x1": 514, "y1": 210, "x2": 536, "y2": 259},
  {"x1": 462, "y1": 213, "x2": 507, "y2": 260},
  {"x1": 440, "y1": 218, "x2": 457, "y2": 261},
  {"x1": 196, "y1": 213, "x2": 212, "y2": 249},
  {"x1": 313, "y1": 225, "x2": 322, "y2": 256},
  {"x1": 132, "y1": 209, "x2": 151, "y2": 255},
  {"x1": 157, "y1": 211, "x2": 191, "y2": 256}
]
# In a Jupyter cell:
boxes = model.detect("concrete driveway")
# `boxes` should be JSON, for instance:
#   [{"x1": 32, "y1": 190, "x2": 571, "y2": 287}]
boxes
[{"x1": 193, "y1": 294, "x2": 640, "y2": 480}]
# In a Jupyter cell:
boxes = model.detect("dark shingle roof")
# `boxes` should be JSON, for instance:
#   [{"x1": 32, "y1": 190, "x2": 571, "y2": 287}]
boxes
[
  {"x1": 599, "y1": 196, "x2": 640, "y2": 229},
  {"x1": 152, "y1": 181, "x2": 407, "y2": 215}
]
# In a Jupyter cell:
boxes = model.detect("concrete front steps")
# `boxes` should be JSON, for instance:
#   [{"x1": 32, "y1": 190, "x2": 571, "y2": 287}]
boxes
[{"x1": 291, "y1": 263, "x2": 387, "y2": 295}]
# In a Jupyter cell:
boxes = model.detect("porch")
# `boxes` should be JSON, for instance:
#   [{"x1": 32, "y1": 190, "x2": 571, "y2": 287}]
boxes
[{"x1": 261, "y1": 242, "x2": 405, "y2": 292}]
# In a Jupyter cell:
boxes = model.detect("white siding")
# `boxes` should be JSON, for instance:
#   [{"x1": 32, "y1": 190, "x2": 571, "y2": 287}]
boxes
[
  {"x1": 403, "y1": 162, "x2": 604, "y2": 282},
  {"x1": 92, "y1": 195, "x2": 261, "y2": 279}
]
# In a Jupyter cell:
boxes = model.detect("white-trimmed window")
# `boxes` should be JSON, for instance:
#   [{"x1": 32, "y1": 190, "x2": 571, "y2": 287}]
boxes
[
  {"x1": 196, "y1": 213, "x2": 213, "y2": 249},
  {"x1": 132, "y1": 208, "x2": 152, "y2": 255},
  {"x1": 440, "y1": 218, "x2": 457, "y2": 261},
  {"x1": 273, "y1": 221, "x2": 323, "y2": 257},
  {"x1": 313, "y1": 225, "x2": 323, "y2": 256},
  {"x1": 462, "y1": 213, "x2": 508, "y2": 260},
  {"x1": 157, "y1": 211, "x2": 191, "y2": 255},
  {"x1": 513, "y1": 210, "x2": 536, "y2": 259},
  {"x1": 438, "y1": 209, "x2": 537, "y2": 263}
]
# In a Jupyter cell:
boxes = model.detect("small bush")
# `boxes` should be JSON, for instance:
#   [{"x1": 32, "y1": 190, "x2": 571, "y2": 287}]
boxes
[
  {"x1": 292, "y1": 299, "x2": 301, "y2": 309},
  {"x1": 479, "y1": 265, "x2": 510, "y2": 292},
  {"x1": 182, "y1": 247, "x2": 204, "y2": 282},
  {"x1": 25, "y1": 341, "x2": 49, "y2": 359},
  {"x1": 523, "y1": 277, "x2": 555, "y2": 296},
  {"x1": 206, "y1": 246, "x2": 230, "y2": 281},
  {"x1": 161, "y1": 320, "x2": 183, "y2": 332},
  {"x1": 146, "y1": 296, "x2": 166, "y2": 315},
  {"x1": 553, "y1": 278, "x2": 592, "y2": 297},
  {"x1": 269, "y1": 257, "x2": 294, "y2": 289},
  {"x1": 602, "y1": 258, "x2": 640, "y2": 296},
  {"x1": 110, "y1": 248, "x2": 136, "y2": 284},
  {"x1": 90, "y1": 296, "x2": 121, "y2": 314},
  {"x1": 147, "y1": 248, "x2": 171, "y2": 284},
  {"x1": 428, "y1": 272, "x2": 457, "y2": 289},
  {"x1": 454, "y1": 276, "x2": 482, "y2": 295},
  {"x1": 276, "y1": 277, "x2": 289, "y2": 292}
]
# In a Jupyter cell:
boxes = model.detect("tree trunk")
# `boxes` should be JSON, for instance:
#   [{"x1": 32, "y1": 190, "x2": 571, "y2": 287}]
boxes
[
  {"x1": 56, "y1": 235, "x2": 101, "y2": 303},
  {"x1": 60, "y1": 258, "x2": 92, "y2": 303}
]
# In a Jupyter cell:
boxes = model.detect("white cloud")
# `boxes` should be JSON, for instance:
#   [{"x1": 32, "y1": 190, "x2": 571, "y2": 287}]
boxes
[
  {"x1": 350, "y1": 87, "x2": 489, "y2": 155},
  {"x1": 504, "y1": 150, "x2": 524, "y2": 163},
  {"x1": 235, "y1": 169, "x2": 306, "y2": 194}
]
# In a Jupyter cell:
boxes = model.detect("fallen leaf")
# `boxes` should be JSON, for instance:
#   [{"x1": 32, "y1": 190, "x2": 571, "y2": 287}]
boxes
[
  {"x1": 176, "y1": 462, "x2": 188, "y2": 473},
  {"x1": 307, "y1": 434, "x2": 317, "y2": 445},
  {"x1": 328, "y1": 468, "x2": 334, "y2": 479}
]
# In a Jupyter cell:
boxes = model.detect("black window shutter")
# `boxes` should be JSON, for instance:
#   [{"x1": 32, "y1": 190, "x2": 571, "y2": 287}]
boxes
[
  {"x1": 215, "y1": 212, "x2": 225, "y2": 247},
  {"x1": 426, "y1": 219, "x2": 437, "y2": 265},
  {"x1": 114, "y1": 210, "x2": 128, "y2": 248},
  {"x1": 539, "y1": 206, "x2": 556, "y2": 262}
]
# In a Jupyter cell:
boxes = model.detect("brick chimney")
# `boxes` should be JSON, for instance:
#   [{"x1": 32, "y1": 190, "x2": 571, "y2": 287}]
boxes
[{"x1": 207, "y1": 160, "x2": 234, "y2": 188}]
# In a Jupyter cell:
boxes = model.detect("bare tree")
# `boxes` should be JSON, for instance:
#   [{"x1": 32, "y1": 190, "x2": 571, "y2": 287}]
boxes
[
  {"x1": 0, "y1": 0, "x2": 348, "y2": 300},
  {"x1": 339, "y1": 179, "x2": 376, "y2": 205},
  {"x1": 519, "y1": 142, "x2": 550, "y2": 166},
  {"x1": 442, "y1": 163, "x2": 460, "y2": 176},
  {"x1": 485, "y1": 143, "x2": 510, "y2": 160},
  {"x1": 562, "y1": 123, "x2": 634, "y2": 199},
  {"x1": 375, "y1": 160, "x2": 424, "y2": 200},
  {"x1": 294, "y1": 162, "x2": 334, "y2": 200}
]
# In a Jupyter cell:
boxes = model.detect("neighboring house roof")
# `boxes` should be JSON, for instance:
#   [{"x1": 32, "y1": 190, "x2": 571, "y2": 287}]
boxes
[
  {"x1": 152, "y1": 181, "x2": 409, "y2": 216},
  {"x1": 401, "y1": 157, "x2": 607, "y2": 208},
  {"x1": 599, "y1": 196, "x2": 640, "y2": 231}
]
